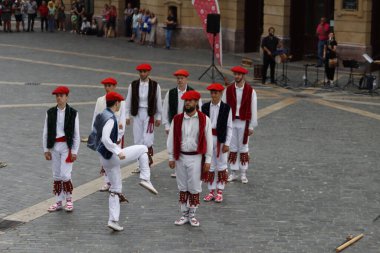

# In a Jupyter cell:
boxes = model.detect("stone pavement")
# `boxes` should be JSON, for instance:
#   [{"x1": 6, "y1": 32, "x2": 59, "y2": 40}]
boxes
[{"x1": 0, "y1": 32, "x2": 379, "y2": 253}]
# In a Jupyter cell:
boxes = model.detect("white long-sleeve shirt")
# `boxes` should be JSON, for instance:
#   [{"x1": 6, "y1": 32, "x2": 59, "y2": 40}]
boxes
[
  {"x1": 91, "y1": 95, "x2": 126, "y2": 141},
  {"x1": 162, "y1": 85, "x2": 203, "y2": 131},
  {"x1": 101, "y1": 118, "x2": 122, "y2": 156},
  {"x1": 42, "y1": 107, "x2": 80, "y2": 154},
  {"x1": 125, "y1": 79, "x2": 162, "y2": 120},
  {"x1": 222, "y1": 82, "x2": 258, "y2": 130},
  {"x1": 209, "y1": 101, "x2": 233, "y2": 146},
  {"x1": 167, "y1": 111, "x2": 213, "y2": 163}
]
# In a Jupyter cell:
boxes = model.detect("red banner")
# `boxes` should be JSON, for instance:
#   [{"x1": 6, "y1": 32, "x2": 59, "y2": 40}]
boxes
[{"x1": 192, "y1": 0, "x2": 222, "y2": 66}]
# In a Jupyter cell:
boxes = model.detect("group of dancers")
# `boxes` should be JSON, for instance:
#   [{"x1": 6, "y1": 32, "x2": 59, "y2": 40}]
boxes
[{"x1": 42, "y1": 64, "x2": 257, "y2": 231}]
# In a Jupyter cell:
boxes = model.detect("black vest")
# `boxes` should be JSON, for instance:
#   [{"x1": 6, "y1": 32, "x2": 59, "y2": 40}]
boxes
[
  {"x1": 46, "y1": 104, "x2": 77, "y2": 149},
  {"x1": 168, "y1": 85, "x2": 193, "y2": 123},
  {"x1": 201, "y1": 101, "x2": 230, "y2": 143},
  {"x1": 130, "y1": 79, "x2": 158, "y2": 117}
]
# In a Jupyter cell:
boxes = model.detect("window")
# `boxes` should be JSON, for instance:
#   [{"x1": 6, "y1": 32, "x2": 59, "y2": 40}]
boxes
[{"x1": 342, "y1": 0, "x2": 358, "y2": 10}]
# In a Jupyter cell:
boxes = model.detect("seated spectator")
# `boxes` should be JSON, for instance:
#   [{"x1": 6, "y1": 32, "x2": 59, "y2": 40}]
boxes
[{"x1": 80, "y1": 16, "x2": 91, "y2": 35}]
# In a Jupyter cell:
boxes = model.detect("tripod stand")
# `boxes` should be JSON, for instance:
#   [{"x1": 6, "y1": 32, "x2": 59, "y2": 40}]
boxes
[
  {"x1": 277, "y1": 58, "x2": 290, "y2": 86},
  {"x1": 198, "y1": 33, "x2": 224, "y2": 82},
  {"x1": 342, "y1": 60, "x2": 359, "y2": 89}
]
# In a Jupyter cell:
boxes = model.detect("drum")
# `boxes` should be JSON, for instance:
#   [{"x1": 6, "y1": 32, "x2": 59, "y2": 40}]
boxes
[
  {"x1": 328, "y1": 58, "x2": 338, "y2": 68},
  {"x1": 253, "y1": 64, "x2": 263, "y2": 80}
]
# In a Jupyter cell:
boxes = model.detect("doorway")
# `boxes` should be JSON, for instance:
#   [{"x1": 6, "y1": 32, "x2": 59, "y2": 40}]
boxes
[
  {"x1": 244, "y1": 0, "x2": 263, "y2": 52},
  {"x1": 290, "y1": 0, "x2": 334, "y2": 60}
]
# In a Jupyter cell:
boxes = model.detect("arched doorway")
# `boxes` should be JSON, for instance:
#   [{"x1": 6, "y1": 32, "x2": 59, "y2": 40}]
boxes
[
  {"x1": 125, "y1": 0, "x2": 140, "y2": 9},
  {"x1": 244, "y1": 0, "x2": 263, "y2": 52},
  {"x1": 371, "y1": 0, "x2": 380, "y2": 59},
  {"x1": 290, "y1": 0, "x2": 334, "y2": 60}
]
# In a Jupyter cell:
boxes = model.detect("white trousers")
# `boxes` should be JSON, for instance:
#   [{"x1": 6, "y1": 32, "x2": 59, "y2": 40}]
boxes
[
  {"x1": 99, "y1": 145, "x2": 150, "y2": 222},
  {"x1": 103, "y1": 137, "x2": 124, "y2": 185},
  {"x1": 132, "y1": 108, "x2": 154, "y2": 147},
  {"x1": 229, "y1": 119, "x2": 250, "y2": 171},
  {"x1": 175, "y1": 154, "x2": 202, "y2": 194},
  {"x1": 209, "y1": 136, "x2": 228, "y2": 190},
  {"x1": 51, "y1": 142, "x2": 73, "y2": 202}
]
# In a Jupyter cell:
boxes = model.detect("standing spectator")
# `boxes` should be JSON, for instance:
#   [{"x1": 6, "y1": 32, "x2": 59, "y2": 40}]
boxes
[
  {"x1": 38, "y1": 1, "x2": 48, "y2": 32},
  {"x1": 21, "y1": 0, "x2": 28, "y2": 31},
  {"x1": 123, "y1": 2, "x2": 133, "y2": 37},
  {"x1": 316, "y1": 17, "x2": 330, "y2": 67},
  {"x1": 1, "y1": 0, "x2": 12, "y2": 32},
  {"x1": 107, "y1": 5, "x2": 117, "y2": 38},
  {"x1": 140, "y1": 9, "x2": 151, "y2": 45},
  {"x1": 323, "y1": 32, "x2": 338, "y2": 87},
  {"x1": 261, "y1": 27, "x2": 280, "y2": 85},
  {"x1": 47, "y1": 0, "x2": 56, "y2": 32},
  {"x1": 74, "y1": 0, "x2": 84, "y2": 34},
  {"x1": 13, "y1": 0, "x2": 24, "y2": 32},
  {"x1": 148, "y1": 12, "x2": 157, "y2": 47},
  {"x1": 26, "y1": 0, "x2": 37, "y2": 32},
  {"x1": 57, "y1": 0, "x2": 65, "y2": 31},
  {"x1": 138, "y1": 8, "x2": 145, "y2": 43},
  {"x1": 128, "y1": 7, "x2": 139, "y2": 42},
  {"x1": 70, "y1": 0, "x2": 77, "y2": 33},
  {"x1": 164, "y1": 8, "x2": 177, "y2": 49},
  {"x1": 101, "y1": 3, "x2": 109, "y2": 37}
]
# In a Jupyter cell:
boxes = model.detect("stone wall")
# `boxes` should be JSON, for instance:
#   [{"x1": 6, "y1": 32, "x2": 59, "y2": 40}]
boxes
[{"x1": 334, "y1": 0, "x2": 372, "y2": 61}]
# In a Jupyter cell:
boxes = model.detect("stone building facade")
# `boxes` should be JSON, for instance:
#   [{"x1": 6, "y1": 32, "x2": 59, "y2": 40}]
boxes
[{"x1": 91, "y1": 0, "x2": 380, "y2": 62}]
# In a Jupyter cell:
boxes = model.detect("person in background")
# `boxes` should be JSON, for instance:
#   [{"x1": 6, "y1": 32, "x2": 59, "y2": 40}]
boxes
[
  {"x1": 148, "y1": 11, "x2": 157, "y2": 47},
  {"x1": 80, "y1": 15, "x2": 91, "y2": 35},
  {"x1": 140, "y1": 9, "x2": 151, "y2": 45},
  {"x1": 164, "y1": 8, "x2": 177, "y2": 50},
  {"x1": 57, "y1": 0, "x2": 65, "y2": 31},
  {"x1": 107, "y1": 5, "x2": 117, "y2": 38},
  {"x1": 26, "y1": 0, "x2": 37, "y2": 32},
  {"x1": 261, "y1": 27, "x2": 280, "y2": 85},
  {"x1": 128, "y1": 8, "x2": 140, "y2": 42},
  {"x1": 101, "y1": 3, "x2": 109, "y2": 37},
  {"x1": 38, "y1": 0, "x2": 48, "y2": 32},
  {"x1": 316, "y1": 17, "x2": 330, "y2": 67},
  {"x1": 74, "y1": 0, "x2": 84, "y2": 34},
  {"x1": 1, "y1": 0, "x2": 12, "y2": 32},
  {"x1": 13, "y1": 0, "x2": 24, "y2": 32},
  {"x1": 70, "y1": 0, "x2": 77, "y2": 33},
  {"x1": 21, "y1": 0, "x2": 28, "y2": 31},
  {"x1": 323, "y1": 32, "x2": 338, "y2": 87},
  {"x1": 124, "y1": 2, "x2": 133, "y2": 37},
  {"x1": 47, "y1": 0, "x2": 56, "y2": 32}
]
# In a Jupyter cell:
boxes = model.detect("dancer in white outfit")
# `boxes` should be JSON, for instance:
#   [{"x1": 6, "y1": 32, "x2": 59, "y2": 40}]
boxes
[
  {"x1": 167, "y1": 90, "x2": 213, "y2": 227},
  {"x1": 222, "y1": 66, "x2": 258, "y2": 184},
  {"x1": 91, "y1": 91, "x2": 158, "y2": 232},
  {"x1": 43, "y1": 86, "x2": 80, "y2": 212},
  {"x1": 201, "y1": 83, "x2": 232, "y2": 203},
  {"x1": 91, "y1": 77, "x2": 126, "y2": 192}
]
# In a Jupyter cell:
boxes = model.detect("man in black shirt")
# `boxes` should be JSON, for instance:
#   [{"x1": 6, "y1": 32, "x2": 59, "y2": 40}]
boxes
[{"x1": 261, "y1": 27, "x2": 280, "y2": 84}]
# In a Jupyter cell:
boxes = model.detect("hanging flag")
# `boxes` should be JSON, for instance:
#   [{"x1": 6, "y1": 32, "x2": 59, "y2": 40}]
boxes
[{"x1": 192, "y1": 0, "x2": 223, "y2": 66}]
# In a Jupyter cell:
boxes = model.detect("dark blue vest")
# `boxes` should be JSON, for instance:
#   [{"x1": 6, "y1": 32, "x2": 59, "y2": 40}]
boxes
[
  {"x1": 96, "y1": 108, "x2": 118, "y2": 160},
  {"x1": 201, "y1": 101, "x2": 230, "y2": 143}
]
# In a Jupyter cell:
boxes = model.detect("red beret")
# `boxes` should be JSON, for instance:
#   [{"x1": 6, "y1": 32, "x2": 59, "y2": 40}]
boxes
[
  {"x1": 52, "y1": 86, "x2": 70, "y2": 95},
  {"x1": 173, "y1": 69, "x2": 190, "y2": 77},
  {"x1": 231, "y1": 66, "x2": 249, "y2": 74},
  {"x1": 207, "y1": 83, "x2": 225, "y2": 91},
  {"x1": 106, "y1": 91, "x2": 125, "y2": 102},
  {"x1": 181, "y1": 90, "x2": 201, "y2": 101},
  {"x1": 136, "y1": 63, "x2": 152, "y2": 71},
  {"x1": 101, "y1": 77, "x2": 118, "y2": 85}
]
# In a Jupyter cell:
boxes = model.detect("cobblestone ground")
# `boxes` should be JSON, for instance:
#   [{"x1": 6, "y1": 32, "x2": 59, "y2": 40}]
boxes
[{"x1": 0, "y1": 32, "x2": 379, "y2": 253}]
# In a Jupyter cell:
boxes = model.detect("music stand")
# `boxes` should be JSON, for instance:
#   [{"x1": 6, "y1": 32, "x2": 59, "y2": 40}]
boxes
[
  {"x1": 198, "y1": 33, "x2": 224, "y2": 82},
  {"x1": 342, "y1": 59, "x2": 359, "y2": 89}
]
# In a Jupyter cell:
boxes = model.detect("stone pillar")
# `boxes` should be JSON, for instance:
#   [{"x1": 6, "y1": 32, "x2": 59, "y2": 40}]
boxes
[
  {"x1": 334, "y1": 0, "x2": 372, "y2": 61},
  {"x1": 262, "y1": 0, "x2": 291, "y2": 48}
]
